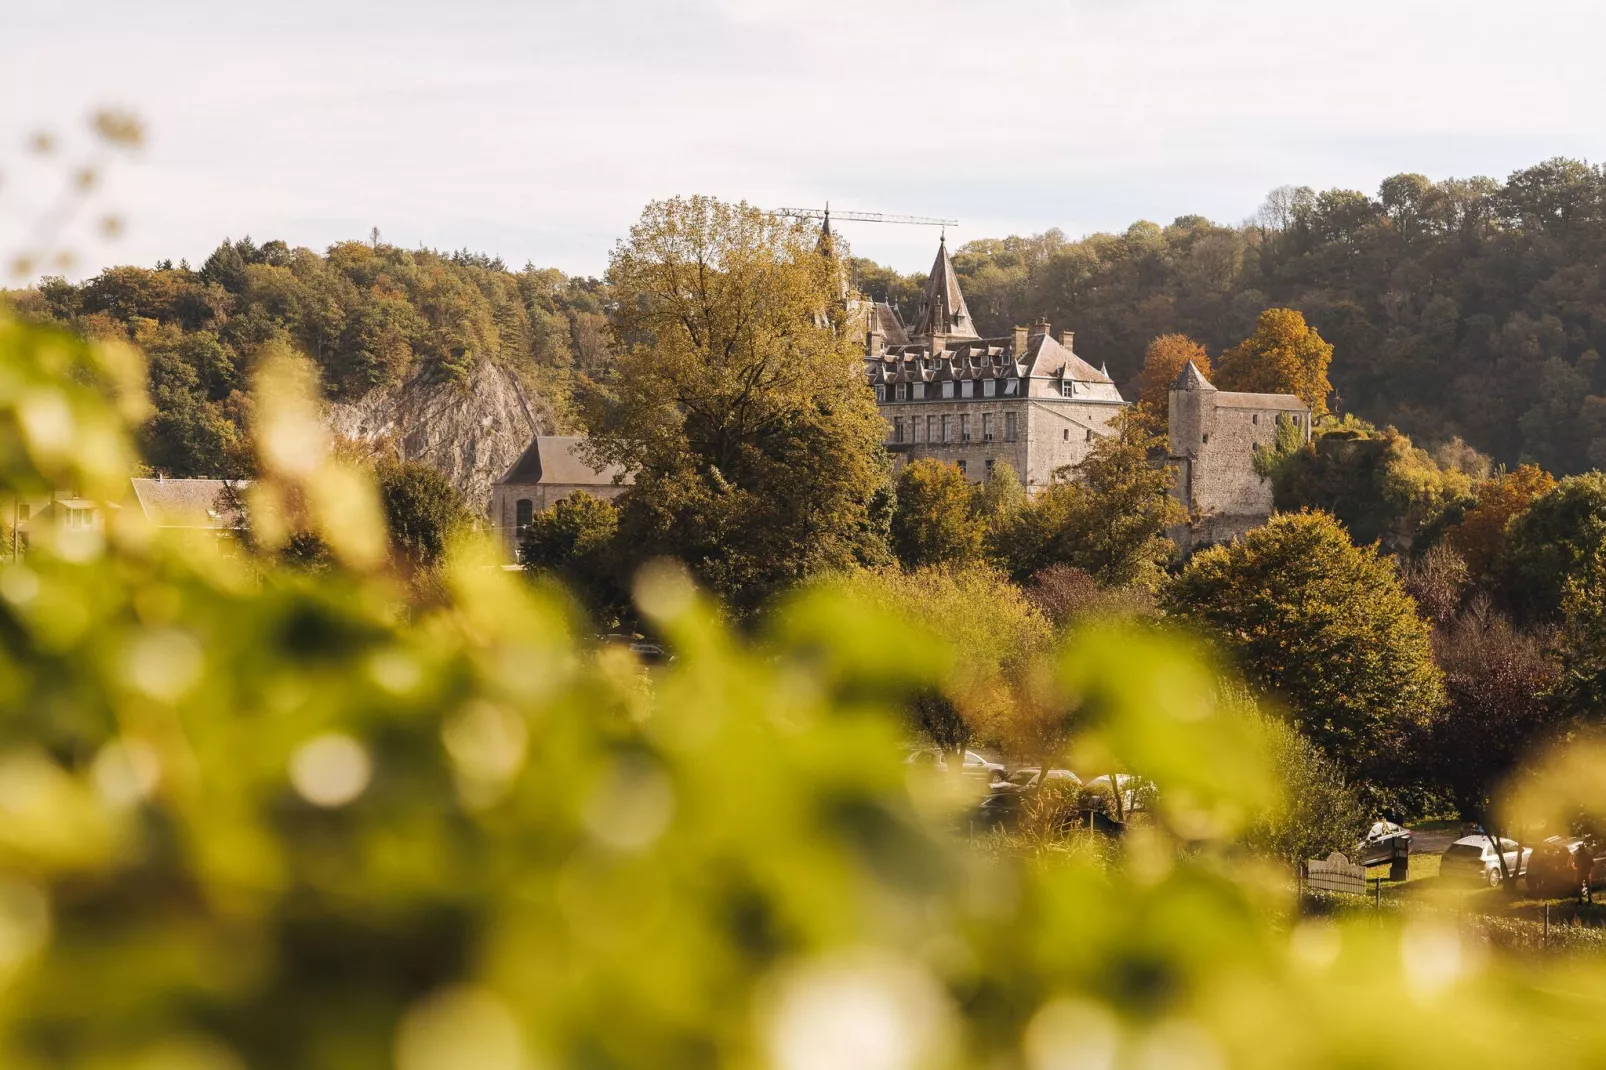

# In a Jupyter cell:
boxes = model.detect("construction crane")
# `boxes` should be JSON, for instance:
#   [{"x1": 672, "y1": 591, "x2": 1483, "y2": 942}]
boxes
[{"x1": 773, "y1": 204, "x2": 957, "y2": 239}]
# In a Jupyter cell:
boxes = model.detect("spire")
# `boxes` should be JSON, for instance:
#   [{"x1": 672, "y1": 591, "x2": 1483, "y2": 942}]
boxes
[
  {"x1": 909, "y1": 236, "x2": 979, "y2": 343},
  {"x1": 815, "y1": 203, "x2": 849, "y2": 303},
  {"x1": 1172, "y1": 360, "x2": 1215, "y2": 391}
]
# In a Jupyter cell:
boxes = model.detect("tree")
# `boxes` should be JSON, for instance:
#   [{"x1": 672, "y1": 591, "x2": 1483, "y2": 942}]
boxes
[
  {"x1": 993, "y1": 414, "x2": 1183, "y2": 588},
  {"x1": 1503, "y1": 472, "x2": 1606, "y2": 623},
  {"x1": 1443, "y1": 464, "x2": 1556, "y2": 584},
  {"x1": 1240, "y1": 700, "x2": 1366, "y2": 866},
  {"x1": 846, "y1": 565, "x2": 1052, "y2": 760},
  {"x1": 1214, "y1": 308, "x2": 1334, "y2": 416},
  {"x1": 585, "y1": 196, "x2": 890, "y2": 612},
  {"x1": 890, "y1": 459, "x2": 985, "y2": 568},
  {"x1": 375, "y1": 457, "x2": 471, "y2": 567},
  {"x1": 1427, "y1": 601, "x2": 1561, "y2": 819},
  {"x1": 1134, "y1": 334, "x2": 1211, "y2": 432},
  {"x1": 1164, "y1": 510, "x2": 1444, "y2": 798},
  {"x1": 519, "y1": 491, "x2": 624, "y2": 620}
]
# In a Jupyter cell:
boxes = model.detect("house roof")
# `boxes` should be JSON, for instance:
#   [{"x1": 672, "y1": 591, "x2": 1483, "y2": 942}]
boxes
[
  {"x1": 129, "y1": 478, "x2": 245, "y2": 528},
  {"x1": 1169, "y1": 362, "x2": 1306, "y2": 411},
  {"x1": 1173, "y1": 360, "x2": 1214, "y2": 391},
  {"x1": 907, "y1": 238, "x2": 980, "y2": 342},
  {"x1": 497, "y1": 436, "x2": 630, "y2": 488}
]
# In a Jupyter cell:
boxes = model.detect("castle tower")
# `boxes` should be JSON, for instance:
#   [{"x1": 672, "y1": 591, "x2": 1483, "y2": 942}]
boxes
[{"x1": 907, "y1": 237, "x2": 980, "y2": 346}]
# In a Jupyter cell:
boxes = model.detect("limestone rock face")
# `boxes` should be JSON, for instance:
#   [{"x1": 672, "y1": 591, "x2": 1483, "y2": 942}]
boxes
[{"x1": 326, "y1": 359, "x2": 557, "y2": 514}]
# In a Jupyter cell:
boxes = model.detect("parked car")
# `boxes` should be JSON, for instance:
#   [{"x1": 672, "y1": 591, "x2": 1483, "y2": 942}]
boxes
[
  {"x1": 961, "y1": 750, "x2": 1007, "y2": 783},
  {"x1": 904, "y1": 749, "x2": 950, "y2": 773},
  {"x1": 1085, "y1": 773, "x2": 1146, "y2": 813},
  {"x1": 971, "y1": 791, "x2": 1124, "y2": 838},
  {"x1": 1526, "y1": 836, "x2": 1606, "y2": 898},
  {"x1": 993, "y1": 767, "x2": 1081, "y2": 794},
  {"x1": 1356, "y1": 820, "x2": 1412, "y2": 867},
  {"x1": 1440, "y1": 835, "x2": 1532, "y2": 888}
]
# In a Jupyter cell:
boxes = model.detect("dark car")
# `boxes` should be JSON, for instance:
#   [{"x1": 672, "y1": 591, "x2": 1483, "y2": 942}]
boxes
[
  {"x1": 1527, "y1": 836, "x2": 1606, "y2": 898},
  {"x1": 1356, "y1": 820, "x2": 1412, "y2": 868},
  {"x1": 972, "y1": 792, "x2": 1124, "y2": 838}
]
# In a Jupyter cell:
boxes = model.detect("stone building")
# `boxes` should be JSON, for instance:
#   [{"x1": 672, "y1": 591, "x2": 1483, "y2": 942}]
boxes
[
  {"x1": 1167, "y1": 361, "x2": 1311, "y2": 550},
  {"x1": 861, "y1": 239, "x2": 1127, "y2": 492},
  {"x1": 490, "y1": 436, "x2": 630, "y2": 559}
]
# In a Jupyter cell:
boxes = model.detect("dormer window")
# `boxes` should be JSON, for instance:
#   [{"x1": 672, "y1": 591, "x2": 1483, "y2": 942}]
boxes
[
  {"x1": 875, "y1": 385, "x2": 886, "y2": 402},
  {"x1": 983, "y1": 380, "x2": 996, "y2": 397},
  {"x1": 961, "y1": 380, "x2": 975, "y2": 398},
  {"x1": 1004, "y1": 379, "x2": 1019, "y2": 396},
  {"x1": 912, "y1": 383, "x2": 926, "y2": 400},
  {"x1": 895, "y1": 383, "x2": 908, "y2": 401},
  {"x1": 942, "y1": 382, "x2": 955, "y2": 399},
  {"x1": 1060, "y1": 380, "x2": 1075, "y2": 398}
]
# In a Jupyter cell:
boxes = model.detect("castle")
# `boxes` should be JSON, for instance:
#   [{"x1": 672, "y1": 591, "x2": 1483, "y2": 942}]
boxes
[
  {"x1": 859, "y1": 238, "x2": 1126, "y2": 492},
  {"x1": 859, "y1": 234, "x2": 1312, "y2": 550}
]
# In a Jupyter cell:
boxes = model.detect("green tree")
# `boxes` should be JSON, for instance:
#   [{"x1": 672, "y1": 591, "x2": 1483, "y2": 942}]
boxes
[
  {"x1": 520, "y1": 491, "x2": 624, "y2": 620},
  {"x1": 890, "y1": 459, "x2": 985, "y2": 568},
  {"x1": 1502, "y1": 472, "x2": 1606, "y2": 623},
  {"x1": 1164, "y1": 510, "x2": 1444, "y2": 796},
  {"x1": 1239, "y1": 698, "x2": 1367, "y2": 865},
  {"x1": 994, "y1": 414, "x2": 1183, "y2": 588},
  {"x1": 585, "y1": 196, "x2": 890, "y2": 611},
  {"x1": 374, "y1": 457, "x2": 472, "y2": 567}
]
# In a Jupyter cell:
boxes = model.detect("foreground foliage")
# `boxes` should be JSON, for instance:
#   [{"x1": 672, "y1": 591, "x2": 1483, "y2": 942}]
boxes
[{"x1": 7, "y1": 312, "x2": 1606, "y2": 1068}]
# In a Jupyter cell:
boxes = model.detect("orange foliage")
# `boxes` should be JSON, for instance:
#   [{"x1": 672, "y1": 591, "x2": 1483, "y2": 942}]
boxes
[{"x1": 1445, "y1": 464, "x2": 1557, "y2": 580}]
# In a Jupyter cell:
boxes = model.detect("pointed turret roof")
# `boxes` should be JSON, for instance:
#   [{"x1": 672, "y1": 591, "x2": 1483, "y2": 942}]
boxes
[
  {"x1": 909, "y1": 237, "x2": 979, "y2": 342},
  {"x1": 1173, "y1": 360, "x2": 1215, "y2": 391}
]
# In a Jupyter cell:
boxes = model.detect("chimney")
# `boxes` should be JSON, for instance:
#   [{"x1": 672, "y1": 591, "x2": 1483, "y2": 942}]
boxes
[
  {"x1": 1031, "y1": 319, "x2": 1050, "y2": 339},
  {"x1": 1012, "y1": 326, "x2": 1028, "y2": 353},
  {"x1": 1060, "y1": 330, "x2": 1075, "y2": 349}
]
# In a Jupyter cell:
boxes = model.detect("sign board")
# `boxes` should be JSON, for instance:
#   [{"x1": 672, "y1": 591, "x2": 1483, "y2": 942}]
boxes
[{"x1": 1304, "y1": 851, "x2": 1367, "y2": 895}]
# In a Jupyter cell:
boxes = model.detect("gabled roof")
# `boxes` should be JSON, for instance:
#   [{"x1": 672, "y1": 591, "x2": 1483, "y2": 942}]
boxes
[
  {"x1": 1027, "y1": 333, "x2": 1112, "y2": 384},
  {"x1": 129, "y1": 477, "x2": 245, "y2": 528},
  {"x1": 908, "y1": 238, "x2": 979, "y2": 342},
  {"x1": 497, "y1": 436, "x2": 630, "y2": 488}
]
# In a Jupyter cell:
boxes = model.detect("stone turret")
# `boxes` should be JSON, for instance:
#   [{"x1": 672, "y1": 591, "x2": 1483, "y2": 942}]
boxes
[{"x1": 908, "y1": 237, "x2": 979, "y2": 345}]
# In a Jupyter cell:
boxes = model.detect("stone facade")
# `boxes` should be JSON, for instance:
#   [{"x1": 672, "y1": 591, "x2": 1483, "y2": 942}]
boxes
[
  {"x1": 1167, "y1": 361, "x2": 1311, "y2": 551},
  {"x1": 491, "y1": 436, "x2": 630, "y2": 559},
  {"x1": 862, "y1": 239, "x2": 1127, "y2": 491}
]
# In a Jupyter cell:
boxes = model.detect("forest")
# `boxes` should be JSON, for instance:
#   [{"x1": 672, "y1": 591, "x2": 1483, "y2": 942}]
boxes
[{"x1": 7, "y1": 155, "x2": 1606, "y2": 481}]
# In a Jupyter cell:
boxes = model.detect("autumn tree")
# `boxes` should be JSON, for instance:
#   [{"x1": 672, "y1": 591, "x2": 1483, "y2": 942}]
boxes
[
  {"x1": 1164, "y1": 510, "x2": 1444, "y2": 799},
  {"x1": 585, "y1": 196, "x2": 890, "y2": 611},
  {"x1": 1502, "y1": 472, "x2": 1606, "y2": 623},
  {"x1": 994, "y1": 414, "x2": 1183, "y2": 589},
  {"x1": 1134, "y1": 334, "x2": 1211, "y2": 432},
  {"x1": 890, "y1": 459, "x2": 986, "y2": 568},
  {"x1": 845, "y1": 565, "x2": 1053, "y2": 761},
  {"x1": 1444, "y1": 464, "x2": 1557, "y2": 584},
  {"x1": 1210, "y1": 308, "x2": 1334, "y2": 417},
  {"x1": 374, "y1": 458, "x2": 472, "y2": 568}
]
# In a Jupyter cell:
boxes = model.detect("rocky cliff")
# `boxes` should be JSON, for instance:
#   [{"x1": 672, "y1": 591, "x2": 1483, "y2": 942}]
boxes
[{"x1": 326, "y1": 359, "x2": 558, "y2": 513}]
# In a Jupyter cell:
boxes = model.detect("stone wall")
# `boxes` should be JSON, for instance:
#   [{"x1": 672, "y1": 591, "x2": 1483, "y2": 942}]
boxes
[
  {"x1": 880, "y1": 394, "x2": 1124, "y2": 488},
  {"x1": 1169, "y1": 385, "x2": 1310, "y2": 551},
  {"x1": 491, "y1": 481, "x2": 629, "y2": 559}
]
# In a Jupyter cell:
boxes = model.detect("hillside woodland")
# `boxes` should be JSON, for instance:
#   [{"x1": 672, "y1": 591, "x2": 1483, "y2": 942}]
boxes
[{"x1": 858, "y1": 157, "x2": 1606, "y2": 474}]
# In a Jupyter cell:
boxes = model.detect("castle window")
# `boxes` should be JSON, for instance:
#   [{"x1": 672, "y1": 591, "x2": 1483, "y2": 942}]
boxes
[
  {"x1": 912, "y1": 383, "x2": 925, "y2": 400},
  {"x1": 982, "y1": 413, "x2": 993, "y2": 441},
  {"x1": 957, "y1": 459, "x2": 967, "y2": 477},
  {"x1": 896, "y1": 383, "x2": 908, "y2": 401},
  {"x1": 942, "y1": 382, "x2": 955, "y2": 399},
  {"x1": 961, "y1": 380, "x2": 975, "y2": 398},
  {"x1": 941, "y1": 415, "x2": 952, "y2": 444},
  {"x1": 1086, "y1": 429, "x2": 1093, "y2": 442},
  {"x1": 1202, "y1": 433, "x2": 1210, "y2": 444},
  {"x1": 1004, "y1": 412, "x2": 1017, "y2": 442},
  {"x1": 893, "y1": 417, "x2": 904, "y2": 443},
  {"x1": 985, "y1": 459, "x2": 995, "y2": 479},
  {"x1": 1252, "y1": 413, "x2": 1259, "y2": 425},
  {"x1": 1061, "y1": 380, "x2": 1075, "y2": 398},
  {"x1": 1004, "y1": 379, "x2": 1019, "y2": 396},
  {"x1": 960, "y1": 414, "x2": 971, "y2": 442},
  {"x1": 875, "y1": 385, "x2": 886, "y2": 402},
  {"x1": 515, "y1": 499, "x2": 534, "y2": 530},
  {"x1": 927, "y1": 416, "x2": 937, "y2": 443},
  {"x1": 1063, "y1": 429, "x2": 1070, "y2": 442},
  {"x1": 983, "y1": 380, "x2": 996, "y2": 397}
]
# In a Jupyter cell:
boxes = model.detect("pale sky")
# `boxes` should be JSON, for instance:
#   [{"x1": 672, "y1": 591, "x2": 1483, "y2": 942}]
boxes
[{"x1": 4, "y1": 0, "x2": 1603, "y2": 282}]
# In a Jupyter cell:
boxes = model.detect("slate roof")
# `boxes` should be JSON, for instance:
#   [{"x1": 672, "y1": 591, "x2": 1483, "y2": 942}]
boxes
[
  {"x1": 129, "y1": 478, "x2": 245, "y2": 528},
  {"x1": 498, "y1": 436, "x2": 630, "y2": 488},
  {"x1": 867, "y1": 329, "x2": 1118, "y2": 394},
  {"x1": 908, "y1": 238, "x2": 979, "y2": 342},
  {"x1": 1169, "y1": 362, "x2": 1306, "y2": 410}
]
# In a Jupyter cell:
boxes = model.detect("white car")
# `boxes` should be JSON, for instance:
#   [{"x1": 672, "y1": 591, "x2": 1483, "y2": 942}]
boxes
[
  {"x1": 994, "y1": 767, "x2": 1081, "y2": 794},
  {"x1": 960, "y1": 750, "x2": 1006, "y2": 782},
  {"x1": 1086, "y1": 773, "x2": 1146, "y2": 813},
  {"x1": 1440, "y1": 835, "x2": 1532, "y2": 888}
]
